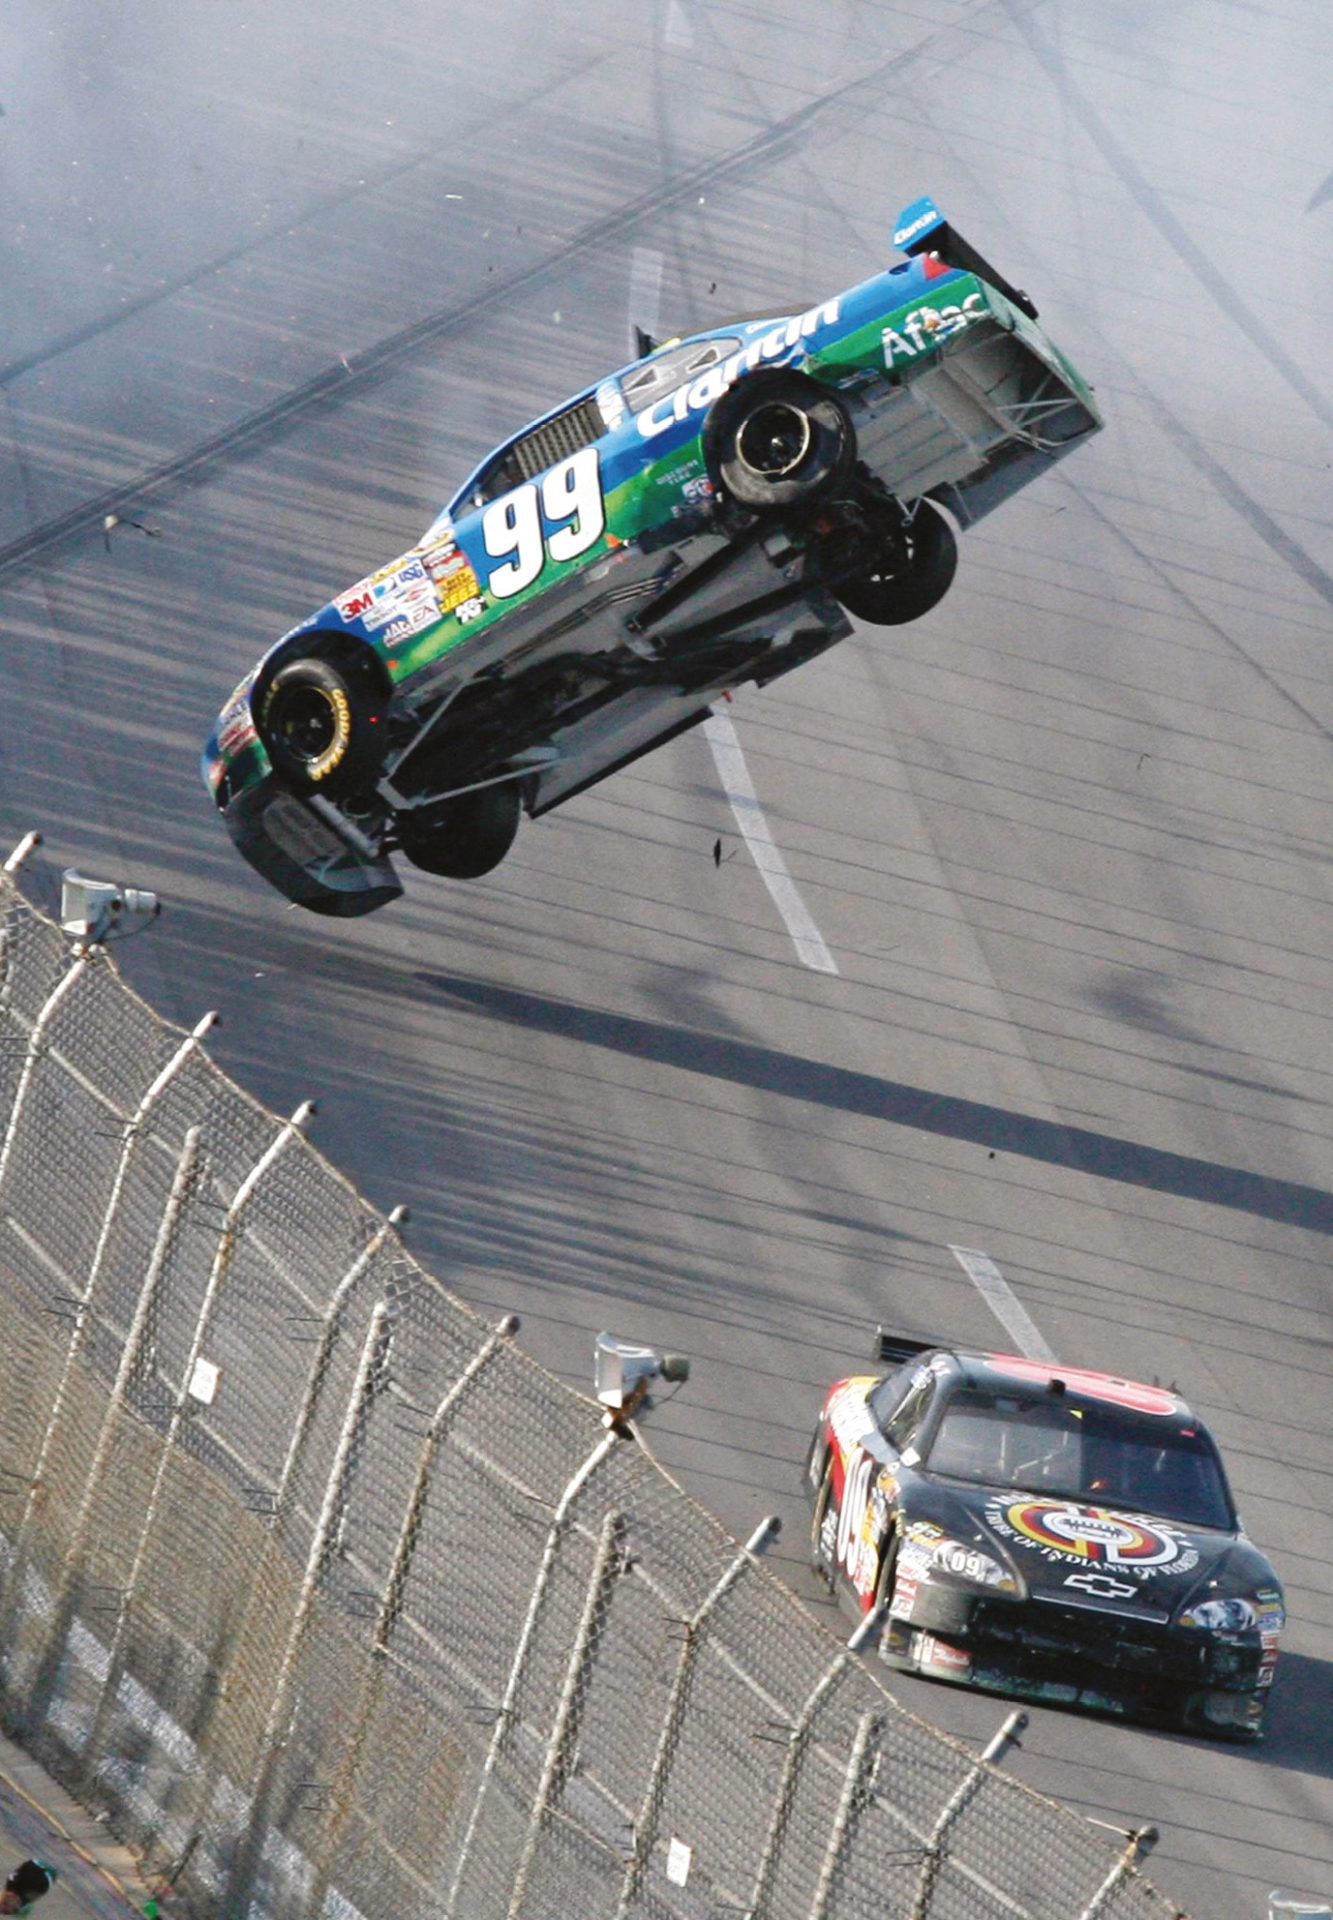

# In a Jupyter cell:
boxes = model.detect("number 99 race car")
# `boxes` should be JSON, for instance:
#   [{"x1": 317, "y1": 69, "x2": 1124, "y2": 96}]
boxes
[
  {"x1": 808, "y1": 1336, "x2": 1285, "y2": 1739},
  {"x1": 203, "y1": 198, "x2": 1102, "y2": 916}
]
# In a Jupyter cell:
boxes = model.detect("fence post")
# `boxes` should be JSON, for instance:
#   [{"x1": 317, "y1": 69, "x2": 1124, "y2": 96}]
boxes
[
  {"x1": 506, "y1": 1508, "x2": 629, "y2": 1920},
  {"x1": 911, "y1": 1710, "x2": 1027, "y2": 1920},
  {"x1": 0, "y1": 1015, "x2": 217, "y2": 1635},
  {"x1": 301, "y1": 1309, "x2": 519, "y2": 1920},
  {"x1": 808, "y1": 1711, "x2": 882, "y2": 1920},
  {"x1": 0, "y1": 953, "x2": 89, "y2": 1202},
  {"x1": 164, "y1": 1189, "x2": 402, "y2": 1887},
  {"x1": 2, "y1": 833, "x2": 41, "y2": 875},
  {"x1": 23, "y1": 1126, "x2": 202, "y2": 1733},
  {"x1": 444, "y1": 1430, "x2": 618, "y2": 1919},
  {"x1": 1077, "y1": 1826, "x2": 1160, "y2": 1920},
  {"x1": 272, "y1": 1205, "x2": 410, "y2": 1524},
  {"x1": 220, "y1": 1300, "x2": 391, "y2": 1918},
  {"x1": 613, "y1": 1515, "x2": 780, "y2": 1918},
  {"x1": 747, "y1": 1609, "x2": 883, "y2": 1920}
]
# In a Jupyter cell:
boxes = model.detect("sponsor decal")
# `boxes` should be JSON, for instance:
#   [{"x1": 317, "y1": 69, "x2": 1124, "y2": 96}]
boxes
[
  {"x1": 985, "y1": 1499, "x2": 1199, "y2": 1577},
  {"x1": 419, "y1": 535, "x2": 460, "y2": 579},
  {"x1": 636, "y1": 299, "x2": 842, "y2": 440},
  {"x1": 891, "y1": 1536, "x2": 933, "y2": 1620},
  {"x1": 916, "y1": 1633, "x2": 971, "y2": 1676},
  {"x1": 904, "y1": 1520, "x2": 942, "y2": 1546},
  {"x1": 682, "y1": 474, "x2": 714, "y2": 503},
  {"x1": 825, "y1": 1381, "x2": 874, "y2": 1457},
  {"x1": 892, "y1": 201, "x2": 943, "y2": 250},
  {"x1": 381, "y1": 600, "x2": 438, "y2": 646},
  {"x1": 659, "y1": 460, "x2": 704, "y2": 489},
  {"x1": 430, "y1": 549, "x2": 484, "y2": 615},
  {"x1": 336, "y1": 584, "x2": 376, "y2": 621},
  {"x1": 362, "y1": 583, "x2": 438, "y2": 632},
  {"x1": 881, "y1": 292, "x2": 984, "y2": 364},
  {"x1": 217, "y1": 705, "x2": 257, "y2": 757},
  {"x1": 454, "y1": 595, "x2": 487, "y2": 625},
  {"x1": 1063, "y1": 1572, "x2": 1138, "y2": 1600},
  {"x1": 371, "y1": 556, "x2": 427, "y2": 589},
  {"x1": 338, "y1": 557, "x2": 436, "y2": 628}
]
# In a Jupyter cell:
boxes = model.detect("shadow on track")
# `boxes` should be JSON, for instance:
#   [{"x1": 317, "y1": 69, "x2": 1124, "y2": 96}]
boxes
[{"x1": 421, "y1": 973, "x2": 1333, "y2": 1236}]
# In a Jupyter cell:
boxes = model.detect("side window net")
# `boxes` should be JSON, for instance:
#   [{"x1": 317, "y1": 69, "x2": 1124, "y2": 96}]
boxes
[{"x1": 473, "y1": 395, "x2": 606, "y2": 504}]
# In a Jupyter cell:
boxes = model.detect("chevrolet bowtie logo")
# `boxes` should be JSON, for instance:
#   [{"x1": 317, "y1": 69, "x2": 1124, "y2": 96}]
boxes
[{"x1": 1065, "y1": 1572, "x2": 1138, "y2": 1599}]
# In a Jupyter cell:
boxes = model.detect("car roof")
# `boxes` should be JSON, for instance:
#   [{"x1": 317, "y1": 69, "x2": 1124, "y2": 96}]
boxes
[{"x1": 942, "y1": 1349, "x2": 1195, "y2": 1423}]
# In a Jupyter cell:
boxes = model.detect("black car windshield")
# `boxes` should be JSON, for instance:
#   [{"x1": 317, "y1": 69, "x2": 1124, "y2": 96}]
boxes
[{"x1": 923, "y1": 1388, "x2": 1234, "y2": 1530}]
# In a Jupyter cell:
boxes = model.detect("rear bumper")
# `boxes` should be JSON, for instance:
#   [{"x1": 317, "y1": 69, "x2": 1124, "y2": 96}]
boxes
[{"x1": 223, "y1": 777, "x2": 403, "y2": 917}]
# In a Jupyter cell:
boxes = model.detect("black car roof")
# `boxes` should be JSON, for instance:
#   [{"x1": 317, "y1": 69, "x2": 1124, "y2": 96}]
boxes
[{"x1": 935, "y1": 1348, "x2": 1198, "y2": 1428}]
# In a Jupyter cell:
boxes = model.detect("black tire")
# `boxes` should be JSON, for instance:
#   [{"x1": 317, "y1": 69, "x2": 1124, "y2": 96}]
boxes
[
  {"x1": 833, "y1": 498, "x2": 958, "y2": 625},
  {"x1": 259, "y1": 650, "x2": 387, "y2": 796},
  {"x1": 396, "y1": 782, "x2": 522, "y2": 879},
  {"x1": 705, "y1": 371, "x2": 855, "y2": 511},
  {"x1": 810, "y1": 1455, "x2": 838, "y2": 1589},
  {"x1": 872, "y1": 1530, "x2": 899, "y2": 1613}
]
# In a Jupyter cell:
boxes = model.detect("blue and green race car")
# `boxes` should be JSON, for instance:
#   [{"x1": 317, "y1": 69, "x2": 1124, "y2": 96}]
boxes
[{"x1": 203, "y1": 198, "x2": 1102, "y2": 915}]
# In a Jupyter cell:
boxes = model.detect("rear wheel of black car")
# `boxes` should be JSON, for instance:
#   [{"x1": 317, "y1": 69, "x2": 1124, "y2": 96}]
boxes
[
  {"x1": 831, "y1": 497, "x2": 958, "y2": 625},
  {"x1": 259, "y1": 648, "x2": 387, "y2": 796},
  {"x1": 706, "y1": 372, "x2": 855, "y2": 511},
  {"x1": 396, "y1": 782, "x2": 522, "y2": 879}
]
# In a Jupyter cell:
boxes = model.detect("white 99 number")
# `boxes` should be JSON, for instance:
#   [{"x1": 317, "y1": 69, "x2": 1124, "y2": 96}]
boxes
[{"x1": 482, "y1": 447, "x2": 605, "y2": 600}]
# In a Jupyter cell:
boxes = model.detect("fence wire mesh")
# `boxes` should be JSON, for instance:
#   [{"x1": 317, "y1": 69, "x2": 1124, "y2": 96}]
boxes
[{"x1": 0, "y1": 864, "x2": 1186, "y2": 1920}]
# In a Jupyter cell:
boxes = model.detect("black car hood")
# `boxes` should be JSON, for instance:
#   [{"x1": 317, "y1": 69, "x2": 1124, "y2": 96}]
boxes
[{"x1": 905, "y1": 1476, "x2": 1270, "y2": 1615}]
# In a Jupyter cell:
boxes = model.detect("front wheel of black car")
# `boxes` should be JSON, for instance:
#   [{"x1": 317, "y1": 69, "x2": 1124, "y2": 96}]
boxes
[
  {"x1": 396, "y1": 782, "x2": 522, "y2": 879},
  {"x1": 809, "y1": 1453, "x2": 836, "y2": 1588},
  {"x1": 259, "y1": 649, "x2": 387, "y2": 796},
  {"x1": 831, "y1": 498, "x2": 958, "y2": 625},
  {"x1": 706, "y1": 372, "x2": 855, "y2": 510}
]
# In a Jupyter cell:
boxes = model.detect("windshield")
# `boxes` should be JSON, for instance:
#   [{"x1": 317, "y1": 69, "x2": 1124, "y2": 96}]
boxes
[{"x1": 923, "y1": 1388, "x2": 1234, "y2": 1531}]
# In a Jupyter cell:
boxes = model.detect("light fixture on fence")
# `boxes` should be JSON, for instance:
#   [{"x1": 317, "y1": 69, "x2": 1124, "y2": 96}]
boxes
[
  {"x1": 594, "y1": 1332, "x2": 690, "y2": 1427},
  {"x1": 61, "y1": 870, "x2": 161, "y2": 945}
]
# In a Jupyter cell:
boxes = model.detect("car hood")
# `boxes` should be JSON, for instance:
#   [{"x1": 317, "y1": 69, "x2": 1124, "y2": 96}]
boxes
[{"x1": 908, "y1": 1478, "x2": 1270, "y2": 1617}]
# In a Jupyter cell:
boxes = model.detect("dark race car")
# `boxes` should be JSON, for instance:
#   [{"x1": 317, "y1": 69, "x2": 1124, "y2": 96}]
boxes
[
  {"x1": 807, "y1": 1336, "x2": 1284, "y2": 1739},
  {"x1": 203, "y1": 196, "x2": 1102, "y2": 915}
]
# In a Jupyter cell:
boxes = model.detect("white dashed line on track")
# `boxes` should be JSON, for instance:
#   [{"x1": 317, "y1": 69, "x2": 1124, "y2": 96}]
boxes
[
  {"x1": 703, "y1": 711, "x2": 839, "y2": 974},
  {"x1": 948, "y1": 1245, "x2": 1055, "y2": 1360},
  {"x1": 663, "y1": 0, "x2": 694, "y2": 50}
]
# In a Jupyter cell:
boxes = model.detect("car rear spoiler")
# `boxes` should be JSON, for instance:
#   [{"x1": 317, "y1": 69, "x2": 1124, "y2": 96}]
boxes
[
  {"x1": 892, "y1": 197, "x2": 1039, "y2": 322},
  {"x1": 874, "y1": 1328, "x2": 940, "y2": 1367}
]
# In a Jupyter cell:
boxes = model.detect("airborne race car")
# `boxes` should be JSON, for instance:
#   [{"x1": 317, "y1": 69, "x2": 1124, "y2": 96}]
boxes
[
  {"x1": 808, "y1": 1337, "x2": 1285, "y2": 1739},
  {"x1": 203, "y1": 198, "x2": 1102, "y2": 915}
]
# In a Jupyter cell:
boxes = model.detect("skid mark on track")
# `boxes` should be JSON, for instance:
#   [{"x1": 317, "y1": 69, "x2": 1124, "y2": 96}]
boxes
[{"x1": 0, "y1": 8, "x2": 1000, "y2": 585}]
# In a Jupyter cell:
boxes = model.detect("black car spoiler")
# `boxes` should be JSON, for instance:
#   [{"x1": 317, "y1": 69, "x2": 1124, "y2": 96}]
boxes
[
  {"x1": 874, "y1": 1328, "x2": 940, "y2": 1368},
  {"x1": 891, "y1": 197, "x2": 1039, "y2": 323}
]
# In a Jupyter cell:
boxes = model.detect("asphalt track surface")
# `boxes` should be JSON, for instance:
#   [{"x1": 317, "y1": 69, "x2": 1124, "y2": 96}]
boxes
[{"x1": 3, "y1": 2, "x2": 1331, "y2": 1913}]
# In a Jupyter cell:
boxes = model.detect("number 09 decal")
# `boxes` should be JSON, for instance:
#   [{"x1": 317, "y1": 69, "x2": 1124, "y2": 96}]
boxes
[{"x1": 482, "y1": 447, "x2": 605, "y2": 600}]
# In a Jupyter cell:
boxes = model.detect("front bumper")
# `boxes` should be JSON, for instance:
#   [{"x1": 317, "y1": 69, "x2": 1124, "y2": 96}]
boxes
[
  {"x1": 882, "y1": 1588, "x2": 1272, "y2": 1736},
  {"x1": 223, "y1": 776, "x2": 403, "y2": 917}
]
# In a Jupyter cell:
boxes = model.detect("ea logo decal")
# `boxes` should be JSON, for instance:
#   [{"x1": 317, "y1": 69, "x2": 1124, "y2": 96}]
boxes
[{"x1": 985, "y1": 1500, "x2": 1198, "y2": 1575}]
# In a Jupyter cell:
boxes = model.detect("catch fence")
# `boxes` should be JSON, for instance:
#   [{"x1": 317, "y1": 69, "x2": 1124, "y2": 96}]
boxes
[{"x1": 0, "y1": 847, "x2": 1184, "y2": 1919}]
